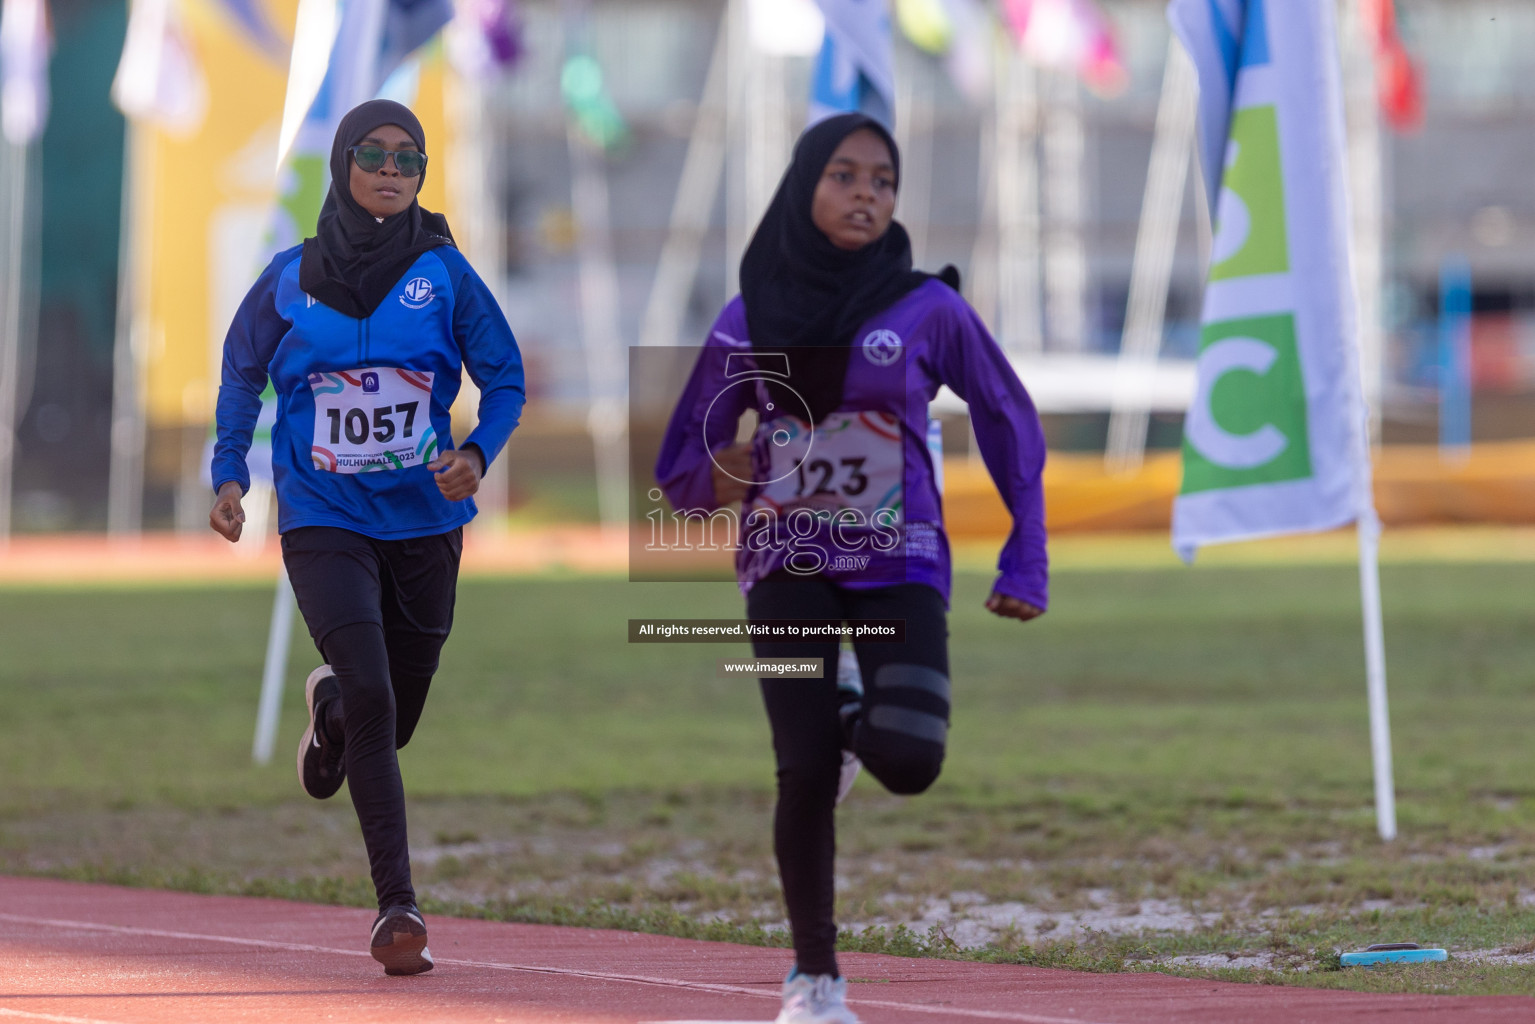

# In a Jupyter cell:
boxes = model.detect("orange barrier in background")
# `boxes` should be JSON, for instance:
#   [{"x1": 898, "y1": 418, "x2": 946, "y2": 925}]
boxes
[
  {"x1": 944, "y1": 441, "x2": 1535, "y2": 537},
  {"x1": 0, "y1": 526, "x2": 631, "y2": 586},
  {"x1": 2, "y1": 443, "x2": 1530, "y2": 585}
]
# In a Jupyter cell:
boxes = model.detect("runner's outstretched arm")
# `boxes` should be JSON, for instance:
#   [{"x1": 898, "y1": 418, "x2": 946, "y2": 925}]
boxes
[{"x1": 931, "y1": 297, "x2": 1049, "y2": 621}]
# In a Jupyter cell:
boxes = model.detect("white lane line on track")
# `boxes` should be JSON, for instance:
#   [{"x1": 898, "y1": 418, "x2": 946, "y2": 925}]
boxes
[
  {"x1": 0, "y1": 913, "x2": 1120, "y2": 1024},
  {"x1": 0, "y1": 1008, "x2": 129, "y2": 1024}
]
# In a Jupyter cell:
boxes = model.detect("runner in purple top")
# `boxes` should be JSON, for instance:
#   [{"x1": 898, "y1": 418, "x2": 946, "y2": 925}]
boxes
[{"x1": 655, "y1": 113, "x2": 1047, "y2": 1024}]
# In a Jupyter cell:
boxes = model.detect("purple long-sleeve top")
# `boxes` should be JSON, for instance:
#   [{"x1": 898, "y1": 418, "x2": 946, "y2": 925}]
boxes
[{"x1": 654, "y1": 279, "x2": 1048, "y2": 609}]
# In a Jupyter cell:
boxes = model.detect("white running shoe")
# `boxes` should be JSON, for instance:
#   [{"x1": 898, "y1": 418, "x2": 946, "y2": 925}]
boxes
[
  {"x1": 776, "y1": 970, "x2": 860, "y2": 1024},
  {"x1": 836, "y1": 750, "x2": 861, "y2": 807},
  {"x1": 835, "y1": 649, "x2": 863, "y2": 806},
  {"x1": 297, "y1": 665, "x2": 346, "y2": 800},
  {"x1": 835, "y1": 647, "x2": 863, "y2": 700}
]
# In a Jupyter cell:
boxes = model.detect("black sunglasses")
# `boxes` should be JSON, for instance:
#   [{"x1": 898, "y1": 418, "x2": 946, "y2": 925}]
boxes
[{"x1": 349, "y1": 145, "x2": 427, "y2": 177}]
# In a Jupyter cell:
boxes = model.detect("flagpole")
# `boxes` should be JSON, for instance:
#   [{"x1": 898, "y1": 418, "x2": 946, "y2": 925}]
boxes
[
  {"x1": 567, "y1": 122, "x2": 629, "y2": 537},
  {"x1": 1357, "y1": 510, "x2": 1395, "y2": 840},
  {"x1": 967, "y1": 42, "x2": 999, "y2": 334},
  {"x1": 1344, "y1": 0, "x2": 1396, "y2": 843},
  {"x1": 1041, "y1": 70, "x2": 1086, "y2": 352},
  {"x1": 892, "y1": 57, "x2": 933, "y2": 266},
  {"x1": 1105, "y1": 36, "x2": 1196, "y2": 474},
  {"x1": 559, "y1": 11, "x2": 629, "y2": 539},
  {"x1": 108, "y1": 120, "x2": 151, "y2": 536},
  {"x1": 996, "y1": 45, "x2": 1041, "y2": 358},
  {"x1": 1344, "y1": 0, "x2": 1385, "y2": 444},
  {"x1": 723, "y1": 0, "x2": 748, "y2": 300},
  {"x1": 0, "y1": 137, "x2": 29, "y2": 545},
  {"x1": 252, "y1": 565, "x2": 295, "y2": 764},
  {"x1": 443, "y1": 57, "x2": 510, "y2": 526},
  {"x1": 637, "y1": 3, "x2": 731, "y2": 348}
]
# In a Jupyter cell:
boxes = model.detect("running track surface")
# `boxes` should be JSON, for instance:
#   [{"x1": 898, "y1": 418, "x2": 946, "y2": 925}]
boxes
[{"x1": 2, "y1": 878, "x2": 1531, "y2": 1024}]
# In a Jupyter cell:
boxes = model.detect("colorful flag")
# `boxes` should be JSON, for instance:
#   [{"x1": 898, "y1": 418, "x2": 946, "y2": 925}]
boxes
[
  {"x1": 276, "y1": 0, "x2": 452, "y2": 172},
  {"x1": 208, "y1": 0, "x2": 285, "y2": 59},
  {"x1": 1168, "y1": 0, "x2": 1238, "y2": 223},
  {"x1": 895, "y1": 0, "x2": 950, "y2": 54},
  {"x1": 1168, "y1": 0, "x2": 1376, "y2": 562},
  {"x1": 0, "y1": 0, "x2": 48, "y2": 144},
  {"x1": 112, "y1": 0, "x2": 208, "y2": 135},
  {"x1": 376, "y1": 0, "x2": 453, "y2": 81},
  {"x1": 1000, "y1": 0, "x2": 1125, "y2": 97},
  {"x1": 937, "y1": 0, "x2": 992, "y2": 104},
  {"x1": 1362, "y1": 0, "x2": 1422, "y2": 133},
  {"x1": 270, "y1": 0, "x2": 451, "y2": 250},
  {"x1": 810, "y1": 0, "x2": 896, "y2": 127},
  {"x1": 446, "y1": 0, "x2": 525, "y2": 77}
]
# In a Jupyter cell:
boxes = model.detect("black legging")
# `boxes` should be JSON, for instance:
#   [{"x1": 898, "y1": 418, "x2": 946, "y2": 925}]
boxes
[
  {"x1": 746, "y1": 573, "x2": 950, "y2": 978},
  {"x1": 283, "y1": 526, "x2": 461, "y2": 911}
]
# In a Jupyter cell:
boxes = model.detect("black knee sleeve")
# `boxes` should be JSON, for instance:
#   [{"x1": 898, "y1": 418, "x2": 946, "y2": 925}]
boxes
[{"x1": 856, "y1": 663, "x2": 949, "y2": 795}]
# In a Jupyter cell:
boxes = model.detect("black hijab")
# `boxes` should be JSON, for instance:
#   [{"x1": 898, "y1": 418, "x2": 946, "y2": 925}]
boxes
[
  {"x1": 299, "y1": 99, "x2": 455, "y2": 319},
  {"x1": 741, "y1": 112, "x2": 949, "y2": 424}
]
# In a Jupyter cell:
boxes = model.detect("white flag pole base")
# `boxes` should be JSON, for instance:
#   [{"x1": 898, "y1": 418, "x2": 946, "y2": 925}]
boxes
[
  {"x1": 1357, "y1": 513, "x2": 1396, "y2": 840},
  {"x1": 252, "y1": 565, "x2": 296, "y2": 765}
]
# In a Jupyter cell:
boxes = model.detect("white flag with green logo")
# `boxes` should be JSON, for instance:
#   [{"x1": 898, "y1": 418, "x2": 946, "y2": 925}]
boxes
[{"x1": 1168, "y1": 0, "x2": 1376, "y2": 562}]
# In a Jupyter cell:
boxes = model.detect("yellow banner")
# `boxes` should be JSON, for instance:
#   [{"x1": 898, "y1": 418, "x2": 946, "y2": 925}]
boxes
[{"x1": 142, "y1": 0, "x2": 448, "y2": 429}]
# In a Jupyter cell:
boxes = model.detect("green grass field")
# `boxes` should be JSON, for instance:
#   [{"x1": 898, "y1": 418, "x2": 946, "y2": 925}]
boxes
[{"x1": 3, "y1": 538, "x2": 1535, "y2": 995}]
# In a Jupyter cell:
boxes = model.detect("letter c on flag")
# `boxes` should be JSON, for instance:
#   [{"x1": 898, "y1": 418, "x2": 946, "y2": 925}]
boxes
[{"x1": 1186, "y1": 337, "x2": 1290, "y2": 469}]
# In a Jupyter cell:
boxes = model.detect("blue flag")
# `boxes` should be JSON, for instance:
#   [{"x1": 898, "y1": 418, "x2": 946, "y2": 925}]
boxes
[
  {"x1": 810, "y1": 0, "x2": 896, "y2": 127},
  {"x1": 1168, "y1": 0, "x2": 1243, "y2": 219},
  {"x1": 271, "y1": 0, "x2": 451, "y2": 250}
]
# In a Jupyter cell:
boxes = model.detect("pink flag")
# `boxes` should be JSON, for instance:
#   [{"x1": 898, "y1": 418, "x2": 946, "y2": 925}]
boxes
[{"x1": 1000, "y1": 0, "x2": 1125, "y2": 97}]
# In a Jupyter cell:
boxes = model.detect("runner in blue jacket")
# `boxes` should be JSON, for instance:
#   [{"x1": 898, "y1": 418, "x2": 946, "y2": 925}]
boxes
[
  {"x1": 209, "y1": 99, "x2": 524, "y2": 976},
  {"x1": 656, "y1": 113, "x2": 1047, "y2": 1024}
]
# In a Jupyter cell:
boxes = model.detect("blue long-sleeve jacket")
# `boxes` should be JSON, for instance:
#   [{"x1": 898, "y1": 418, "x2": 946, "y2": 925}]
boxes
[{"x1": 211, "y1": 244, "x2": 525, "y2": 540}]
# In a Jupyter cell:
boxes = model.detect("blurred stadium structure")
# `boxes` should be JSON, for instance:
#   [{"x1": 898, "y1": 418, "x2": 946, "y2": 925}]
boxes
[{"x1": 1, "y1": 0, "x2": 1532, "y2": 535}]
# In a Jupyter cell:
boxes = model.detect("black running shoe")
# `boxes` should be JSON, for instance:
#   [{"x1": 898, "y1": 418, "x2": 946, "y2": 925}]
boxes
[
  {"x1": 370, "y1": 904, "x2": 434, "y2": 976},
  {"x1": 297, "y1": 665, "x2": 345, "y2": 800}
]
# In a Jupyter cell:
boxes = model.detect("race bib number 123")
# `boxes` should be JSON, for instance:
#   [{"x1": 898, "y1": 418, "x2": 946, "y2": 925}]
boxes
[
  {"x1": 753, "y1": 410, "x2": 903, "y2": 521},
  {"x1": 309, "y1": 368, "x2": 437, "y2": 473}
]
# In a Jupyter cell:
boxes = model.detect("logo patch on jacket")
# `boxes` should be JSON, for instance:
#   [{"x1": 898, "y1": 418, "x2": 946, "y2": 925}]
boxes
[
  {"x1": 862, "y1": 329, "x2": 903, "y2": 366},
  {"x1": 400, "y1": 278, "x2": 434, "y2": 309}
]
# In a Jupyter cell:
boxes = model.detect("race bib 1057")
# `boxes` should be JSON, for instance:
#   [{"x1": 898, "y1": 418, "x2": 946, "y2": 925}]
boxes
[{"x1": 308, "y1": 368, "x2": 437, "y2": 473}]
